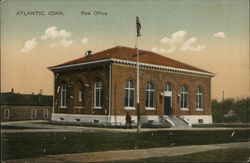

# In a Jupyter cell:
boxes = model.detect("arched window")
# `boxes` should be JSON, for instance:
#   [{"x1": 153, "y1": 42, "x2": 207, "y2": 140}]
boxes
[
  {"x1": 164, "y1": 84, "x2": 172, "y2": 92},
  {"x1": 124, "y1": 80, "x2": 135, "y2": 108},
  {"x1": 60, "y1": 83, "x2": 67, "y2": 107},
  {"x1": 76, "y1": 81, "x2": 84, "y2": 107},
  {"x1": 180, "y1": 86, "x2": 188, "y2": 109},
  {"x1": 79, "y1": 88, "x2": 84, "y2": 102},
  {"x1": 196, "y1": 87, "x2": 202, "y2": 109},
  {"x1": 94, "y1": 80, "x2": 103, "y2": 108},
  {"x1": 145, "y1": 82, "x2": 155, "y2": 108}
]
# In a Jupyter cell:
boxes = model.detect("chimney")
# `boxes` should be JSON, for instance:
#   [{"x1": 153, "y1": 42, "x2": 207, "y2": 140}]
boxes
[
  {"x1": 85, "y1": 50, "x2": 92, "y2": 57},
  {"x1": 11, "y1": 88, "x2": 14, "y2": 93},
  {"x1": 39, "y1": 89, "x2": 43, "y2": 95}
]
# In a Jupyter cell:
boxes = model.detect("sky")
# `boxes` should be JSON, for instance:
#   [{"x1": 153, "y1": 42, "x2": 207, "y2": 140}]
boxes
[{"x1": 1, "y1": 0, "x2": 249, "y2": 100}]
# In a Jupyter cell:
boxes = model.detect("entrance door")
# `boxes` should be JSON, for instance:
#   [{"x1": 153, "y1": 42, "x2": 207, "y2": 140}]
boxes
[{"x1": 164, "y1": 96, "x2": 171, "y2": 115}]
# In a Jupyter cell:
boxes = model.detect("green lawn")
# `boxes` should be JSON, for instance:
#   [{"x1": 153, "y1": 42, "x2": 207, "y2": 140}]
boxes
[
  {"x1": 114, "y1": 148, "x2": 250, "y2": 162},
  {"x1": 2, "y1": 129, "x2": 250, "y2": 160},
  {"x1": 1, "y1": 125, "x2": 43, "y2": 129},
  {"x1": 192, "y1": 123, "x2": 250, "y2": 128}
]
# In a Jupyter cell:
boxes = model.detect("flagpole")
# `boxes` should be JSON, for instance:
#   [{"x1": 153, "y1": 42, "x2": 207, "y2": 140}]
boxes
[{"x1": 136, "y1": 16, "x2": 141, "y2": 132}]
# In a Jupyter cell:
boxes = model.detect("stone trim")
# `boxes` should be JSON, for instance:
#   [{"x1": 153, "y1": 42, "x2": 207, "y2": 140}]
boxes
[
  {"x1": 180, "y1": 115, "x2": 213, "y2": 124},
  {"x1": 51, "y1": 114, "x2": 212, "y2": 125}
]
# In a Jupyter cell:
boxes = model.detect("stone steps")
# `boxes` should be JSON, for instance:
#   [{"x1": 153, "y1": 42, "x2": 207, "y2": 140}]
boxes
[{"x1": 164, "y1": 116, "x2": 191, "y2": 128}]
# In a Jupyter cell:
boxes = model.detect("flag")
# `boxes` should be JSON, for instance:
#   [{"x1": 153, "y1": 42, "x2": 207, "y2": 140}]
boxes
[{"x1": 136, "y1": 16, "x2": 141, "y2": 37}]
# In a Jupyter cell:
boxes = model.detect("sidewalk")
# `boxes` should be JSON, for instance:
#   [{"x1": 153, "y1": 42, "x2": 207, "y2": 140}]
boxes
[{"x1": 5, "y1": 142, "x2": 250, "y2": 163}]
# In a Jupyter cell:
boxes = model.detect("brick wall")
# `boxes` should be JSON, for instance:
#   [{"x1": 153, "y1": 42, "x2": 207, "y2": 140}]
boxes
[
  {"x1": 53, "y1": 63, "x2": 212, "y2": 117},
  {"x1": 111, "y1": 64, "x2": 211, "y2": 116},
  {"x1": 54, "y1": 65, "x2": 110, "y2": 115}
]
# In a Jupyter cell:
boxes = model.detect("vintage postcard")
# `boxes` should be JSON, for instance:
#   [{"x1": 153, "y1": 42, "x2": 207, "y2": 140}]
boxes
[{"x1": 1, "y1": 0, "x2": 249, "y2": 162}]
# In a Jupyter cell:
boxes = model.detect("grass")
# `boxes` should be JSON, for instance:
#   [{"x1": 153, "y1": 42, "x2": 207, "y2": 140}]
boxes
[
  {"x1": 2, "y1": 129, "x2": 250, "y2": 160},
  {"x1": 1, "y1": 125, "x2": 43, "y2": 130},
  {"x1": 114, "y1": 148, "x2": 250, "y2": 162},
  {"x1": 193, "y1": 123, "x2": 250, "y2": 128}
]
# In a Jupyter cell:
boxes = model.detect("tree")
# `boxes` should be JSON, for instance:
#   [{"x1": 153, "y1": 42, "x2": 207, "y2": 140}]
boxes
[{"x1": 211, "y1": 98, "x2": 250, "y2": 123}]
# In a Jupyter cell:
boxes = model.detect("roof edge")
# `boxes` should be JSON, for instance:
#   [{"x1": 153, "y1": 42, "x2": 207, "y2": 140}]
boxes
[{"x1": 48, "y1": 58, "x2": 215, "y2": 77}]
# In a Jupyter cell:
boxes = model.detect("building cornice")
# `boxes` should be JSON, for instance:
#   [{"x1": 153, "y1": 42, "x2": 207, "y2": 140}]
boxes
[
  {"x1": 48, "y1": 58, "x2": 215, "y2": 77},
  {"x1": 48, "y1": 58, "x2": 112, "y2": 71}
]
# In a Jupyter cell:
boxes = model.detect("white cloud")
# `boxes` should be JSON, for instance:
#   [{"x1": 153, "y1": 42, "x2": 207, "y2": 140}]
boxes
[
  {"x1": 160, "y1": 30, "x2": 186, "y2": 47},
  {"x1": 41, "y1": 26, "x2": 72, "y2": 40},
  {"x1": 161, "y1": 30, "x2": 186, "y2": 42},
  {"x1": 21, "y1": 38, "x2": 37, "y2": 53},
  {"x1": 41, "y1": 26, "x2": 57, "y2": 40},
  {"x1": 80, "y1": 38, "x2": 88, "y2": 45},
  {"x1": 152, "y1": 30, "x2": 205, "y2": 54},
  {"x1": 181, "y1": 37, "x2": 205, "y2": 52},
  {"x1": 151, "y1": 46, "x2": 175, "y2": 54},
  {"x1": 214, "y1": 32, "x2": 226, "y2": 39},
  {"x1": 41, "y1": 26, "x2": 73, "y2": 47}
]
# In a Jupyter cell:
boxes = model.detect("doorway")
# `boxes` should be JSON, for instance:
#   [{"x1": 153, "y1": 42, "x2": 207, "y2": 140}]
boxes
[
  {"x1": 163, "y1": 84, "x2": 172, "y2": 116},
  {"x1": 164, "y1": 96, "x2": 172, "y2": 115}
]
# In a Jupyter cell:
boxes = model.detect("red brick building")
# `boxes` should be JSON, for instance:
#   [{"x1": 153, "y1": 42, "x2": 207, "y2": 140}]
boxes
[{"x1": 48, "y1": 46, "x2": 214, "y2": 125}]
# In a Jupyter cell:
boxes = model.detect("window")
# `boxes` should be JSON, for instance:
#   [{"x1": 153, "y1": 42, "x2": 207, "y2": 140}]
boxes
[
  {"x1": 94, "y1": 80, "x2": 103, "y2": 108},
  {"x1": 31, "y1": 109, "x2": 36, "y2": 119},
  {"x1": 79, "y1": 89, "x2": 83, "y2": 102},
  {"x1": 75, "y1": 81, "x2": 84, "y2": 109},
  {"x1": 124, "y1": 80, "x2": 135, "y2": 108},
  {"x1": 164, "y1": 84, "x2": 172, "y2": 97},
  {"x1": 164, "y1": 84, "x2": 172, "y2": 92},
  {"x1": 145, "y1": 82, "x2": 155, "y2": 108},
  {"x1": 76, "y1": 81, "x2": 84, "y2": 102},
  {"x1": 4, "y1": 109, "x2": 10, "y2": 119},
  {"x1": 180, "y1": 86, "x2": 188, "y2": 109},
  {"x1": 60, "y1": 83, "x2": 67, "y2": 108},
  {"x1": 196, "y1": 87, "x2": 202, "y2": 109},
  {"x1": 43, "y1": 109, "x2": 49, "y2": 119},
  {"x1": 198, "y1": 119, "x2": 204, "y2": 124}
]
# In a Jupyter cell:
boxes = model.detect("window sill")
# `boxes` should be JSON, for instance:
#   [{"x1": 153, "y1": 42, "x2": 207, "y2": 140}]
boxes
[
  {"x1": 145, "y1": 107, "x2": 156, "y2": 110},
  {"x1": 59, "y1": 106, "x2": 67, "y2": 109},
  {"x1": 181, "y1": 108, "x2": 189, "y2": 111},
  {"x1": 93, "y1": 107, "x2": 103, "y2": 109},
  {"x1": 124, "y1": 107, "x2": 136, "y2": 110},
  {"x1": 196, "y1": 108, "x2": 204, "y2": 111}
]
